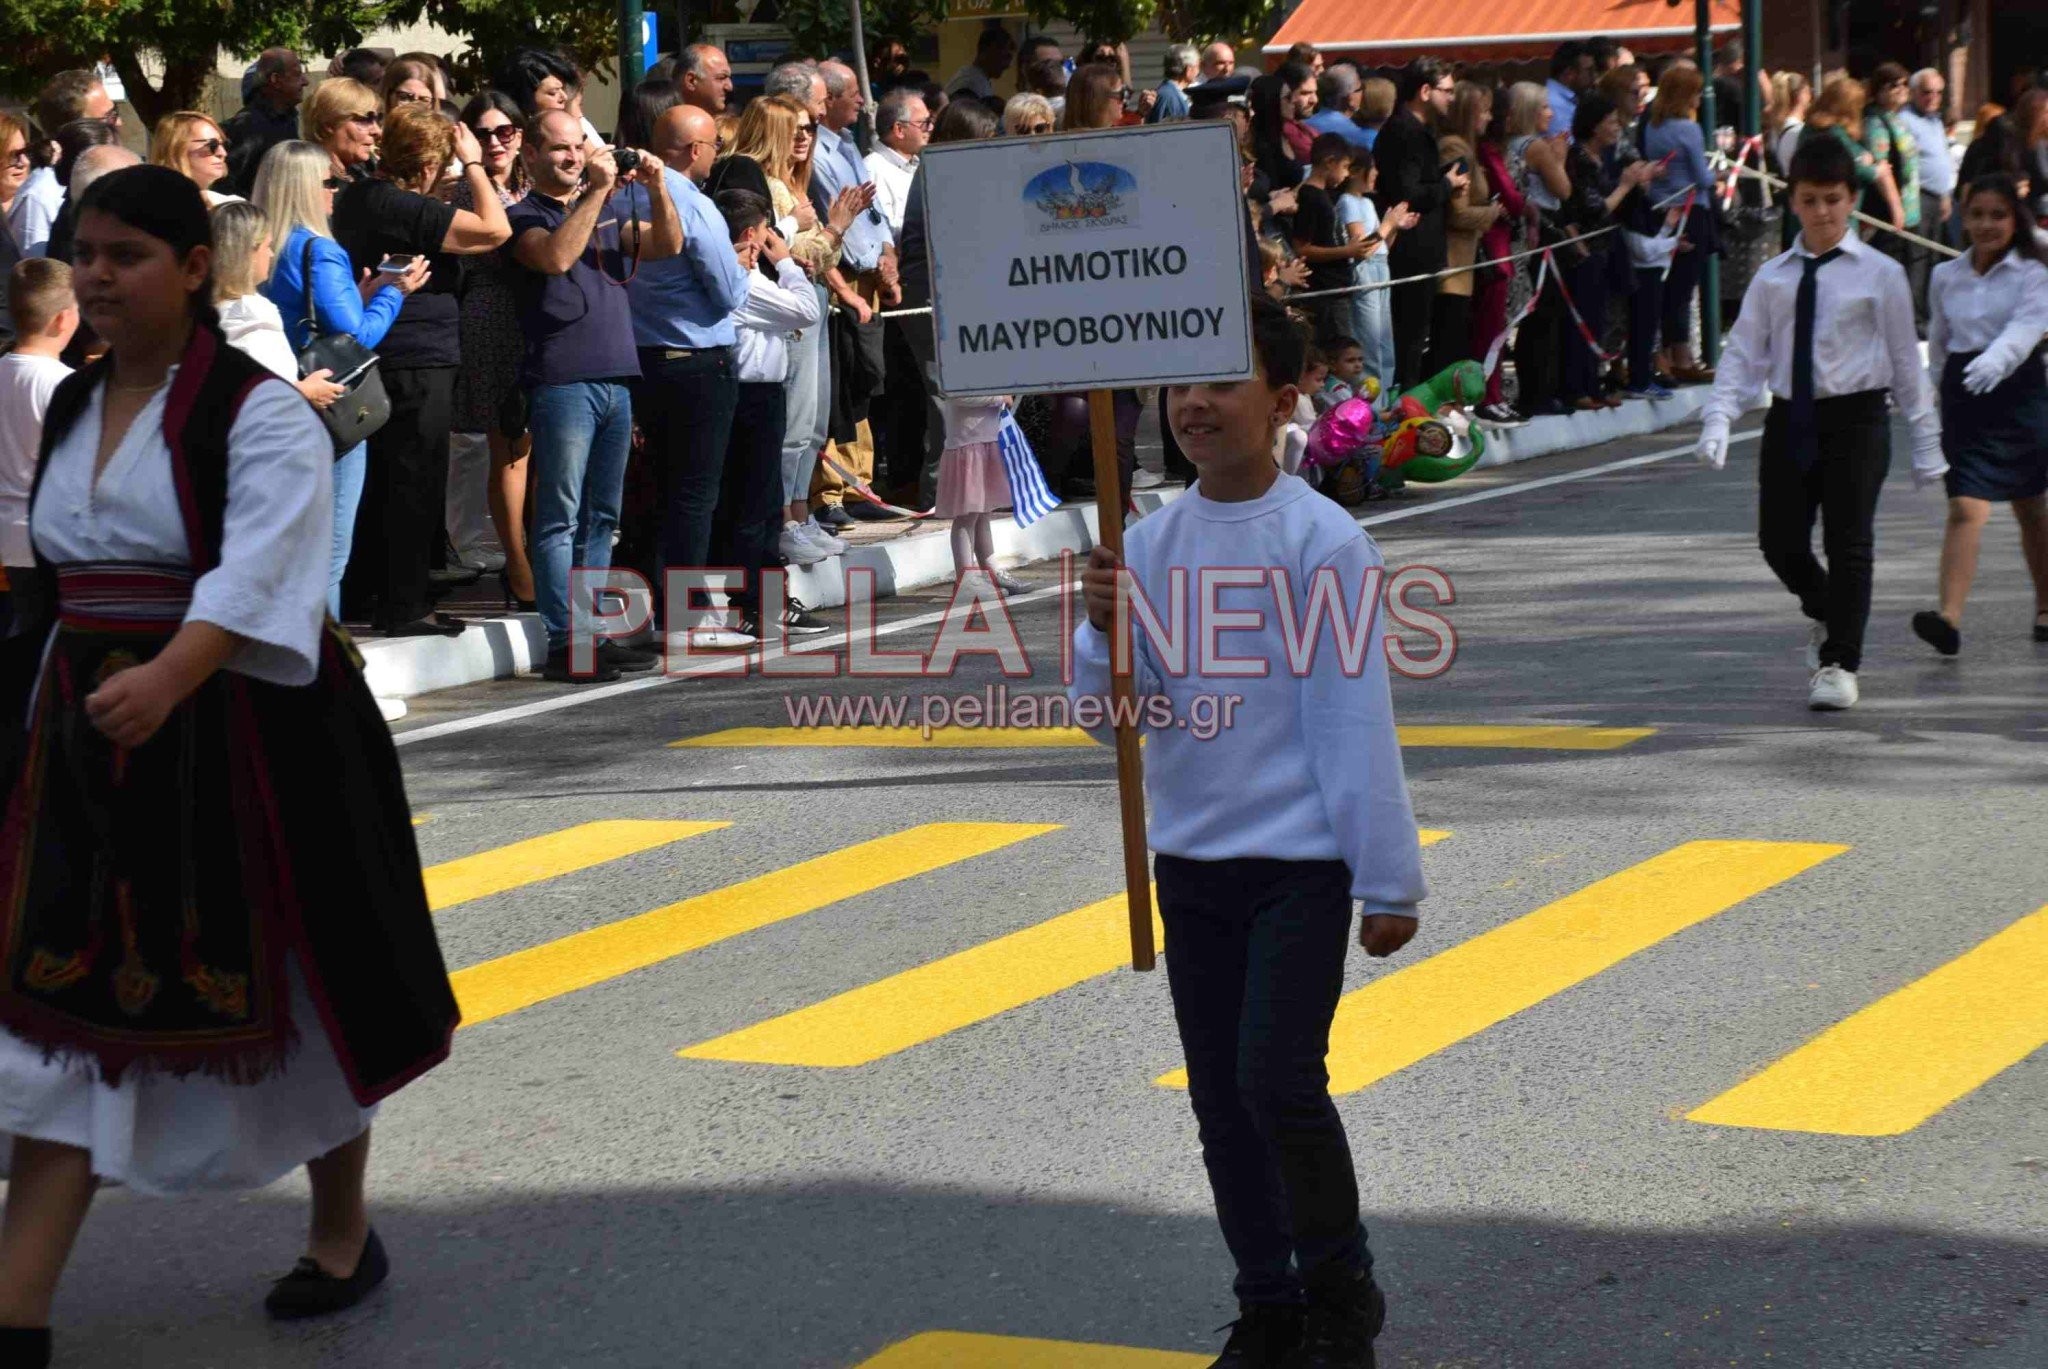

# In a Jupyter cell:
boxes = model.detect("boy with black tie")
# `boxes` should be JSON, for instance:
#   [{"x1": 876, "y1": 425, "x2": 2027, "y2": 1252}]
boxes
[{"x1": 1697, "y1": 136, "x2": 1944, "y2": 711}]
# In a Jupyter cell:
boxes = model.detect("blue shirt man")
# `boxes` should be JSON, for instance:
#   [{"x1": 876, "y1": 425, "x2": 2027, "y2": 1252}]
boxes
[
  {"x1": 618, "y1": 167, "x2": 750, "y2": 350},
  {"x1": 1304, "y1": 108, "x2": 1374, "y2": 149},
  {"x1": 812, "y1": 121, "x2": 890, "y2": 273}
]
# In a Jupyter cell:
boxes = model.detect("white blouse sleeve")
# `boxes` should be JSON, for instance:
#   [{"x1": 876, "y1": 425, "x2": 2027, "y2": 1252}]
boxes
[{"x1": 185, "y1": 380, "x2": 333, "y2": 686}]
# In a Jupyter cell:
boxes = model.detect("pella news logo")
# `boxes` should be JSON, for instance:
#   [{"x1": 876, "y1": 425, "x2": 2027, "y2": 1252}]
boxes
[{"x1": 1027, "y1": 160, "x2": 1138, "y2": 233}]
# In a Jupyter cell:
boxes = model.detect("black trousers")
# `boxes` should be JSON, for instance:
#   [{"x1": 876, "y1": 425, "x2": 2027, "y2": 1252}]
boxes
[
  {"x1": 1388, "y1": 246, "x2": 1437, "y2": 389},
  {"x1": 1157, "y1": 851, "x2": 1371, "y2": 1307},
  {"x1": 1757, "y1": 391, "x2": 1891, "y2": 673},
  {"x1": 899, "y1": 313, "x2": 948, "y2": 508},
  {"x1": 870, "y1": 317, "x2": 929, "y2": 492},
  {"x1": 1512, "y1": 279, "x2": 1563, "y2": 414},
  {"x1": 629, "y1": 347, "x2": 738, "y2": 622},
  {"x1": 1424, "y1": 291, "x2": 1472, "y2": 379},
  {"x1": 1629, "y1": 269, "x2": 1664, "y2": 390},
  {"x1": 348, "y1": 365, "x2": 455, "y2": 626},
  {"x1": 1559, "y1": 255, "x2": 1611, "y2": 403},
  {"x1": 717, "y1": 382, "x2": 788, "y2": 615}
]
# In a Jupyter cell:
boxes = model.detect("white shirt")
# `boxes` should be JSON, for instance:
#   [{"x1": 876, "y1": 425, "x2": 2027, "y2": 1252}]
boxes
[
  {"x1": 8, "y1": 167, "x2": 64, "y2": 259},
  {"x1": 0, "y1": 352, "x2": 72, "y2": 566},
  {"x1": 31, "y1": 368, "x2": 333, "y2": 686},
  {"x1": 864, "y1": 143, "x2": 919, "y2": 235},
  {"x1": 1065, "y1": 472, "x2": 1426, "y2": 916},
  {"x1": 946, "y1": 64, "x2": 995, "y2": 100},
  {"x1": 1702, "y1": 231, "x2": 1943, "y2": 478},
  {"x1": 731, "y1": 258, "x2": 822, "y2": 383},
  {"x1": 216, "y1": 293, "x2": 299, "y2": 381},
  {"x1": 938, "y1": 394, "x2": 1007, "y2": 448},
  {"x1": 1925, "y1": 248, "x2": 2048, "y2": 392}
]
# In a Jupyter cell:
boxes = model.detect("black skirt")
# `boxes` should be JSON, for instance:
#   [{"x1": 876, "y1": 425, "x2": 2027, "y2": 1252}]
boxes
[{"x1": 1941, "y1": 350, "x2": 2048, "y2": 502}]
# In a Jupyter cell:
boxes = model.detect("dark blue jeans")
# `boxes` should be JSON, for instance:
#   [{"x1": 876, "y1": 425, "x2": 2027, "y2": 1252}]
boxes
[
  {"x1": 1157, "y1": 851, "x2": 1371, "y2": 1307},
  {"x1": 528, "y1": 380, "x2": 634, "y2": 651},
  {"x1": 633, "y1": 347, "x2": 739, "y2": 626}
]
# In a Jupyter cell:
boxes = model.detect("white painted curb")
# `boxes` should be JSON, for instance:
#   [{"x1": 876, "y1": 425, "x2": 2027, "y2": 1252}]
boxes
[{"x1": 362, "y1": 390, "x2": 1721, "y2": 699}]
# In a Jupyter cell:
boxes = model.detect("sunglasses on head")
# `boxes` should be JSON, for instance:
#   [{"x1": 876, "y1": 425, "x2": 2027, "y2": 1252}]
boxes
[{"x1": 478, "y1": 124, "x2": 519, "y2": 144}]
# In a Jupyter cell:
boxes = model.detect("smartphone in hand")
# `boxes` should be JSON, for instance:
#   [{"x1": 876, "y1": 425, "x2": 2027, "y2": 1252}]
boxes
[{"x1": 377, "y1": 254, "x2": 418, "y2": 274}]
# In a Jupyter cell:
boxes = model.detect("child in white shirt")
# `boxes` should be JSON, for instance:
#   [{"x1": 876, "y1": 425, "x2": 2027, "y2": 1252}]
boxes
[
  {"x1": 713, "y1": 188, "x2": 823, "y2": 641},
  {"x1": 1072, "y1": 293, "x2": 1425, "y2": 1367},
  {"x1": 0, "y1": 259, "x2": 78, "y2": 632}
]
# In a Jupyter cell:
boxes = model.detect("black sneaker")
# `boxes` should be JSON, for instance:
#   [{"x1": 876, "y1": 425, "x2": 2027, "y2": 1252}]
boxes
[
  {"x1": 1281, "y1": 1274, "x2": 1384, "y2": 1368},
  {"x1": 781, "y1": 597, "x2": 830, "y2": 635},
  {"x1": 540, "y1": 647, "x2": 621, "y2": 683},
  {"x1": 1209, "y1": 1302, "x2": 1305, "y2": 1368},
  {"x1": 598, "y1": 640, "x2": 660, "y2": 672},
  {"x1": 815, "y1": 504, "x2": 853, "y2": 528}
]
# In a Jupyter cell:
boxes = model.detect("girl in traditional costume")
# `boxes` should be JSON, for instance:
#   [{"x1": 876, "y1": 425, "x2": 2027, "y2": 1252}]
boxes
[{"x1": 0, "y1": 166, "x2": 458, "y2": 1369}]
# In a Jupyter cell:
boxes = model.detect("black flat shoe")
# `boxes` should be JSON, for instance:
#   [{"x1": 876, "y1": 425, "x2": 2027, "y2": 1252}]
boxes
[
  {"x1": 379, "y1": 615, "x2": 465, "y2": 639},
  {"x1": 2034, "y1": 612, "x2": 2048, "y2": 643},
  {"x1": 263, "y1": 1229, "x2": 389, "y2": 1321},
  {"x1": 1912, "y1": 610, "x2": 1960, "y2": 657},
  {"x1": 0, "y1": 1327, "x2": 52, "y2": 1369}
]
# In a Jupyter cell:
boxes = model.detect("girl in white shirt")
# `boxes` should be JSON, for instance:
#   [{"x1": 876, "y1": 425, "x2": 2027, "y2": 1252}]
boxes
[
  {"x1": 207, "y1": 201, "x2": 345, "y2": 410},
  {"x1": 934, "y1": 386, "x2": 1025, "y2": 594},
  {"x1": 1912, "y1": 174, "x2": 2048, "y2": 655}
]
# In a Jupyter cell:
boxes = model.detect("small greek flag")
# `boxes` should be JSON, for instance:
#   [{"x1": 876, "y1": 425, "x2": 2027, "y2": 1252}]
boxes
[{"x1": 997, "y1": 406, "x2": 1061, "y2": 528}]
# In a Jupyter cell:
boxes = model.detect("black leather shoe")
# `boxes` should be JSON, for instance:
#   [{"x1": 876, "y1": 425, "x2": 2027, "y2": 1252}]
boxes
[
  {"x1": 843, "y1": 500, "x2": 897, "y2": 521},
  {"x1": 815, "y1": 504, "x2": 853, "y2": 528},
  {"x1": 379, "y1": 614, "x2": 465, "y2": 638},
  {"x1": 1280, "y1": 1271, "x2": 1384, "y2": 1368},
  {"x1": 541, "y1": 648, "x2": 621, "y2": 683},
  {"x1": 597, "y1": 640, "x2": 659, "y2": 673},
  {"x1": 1912, "y1": 610, "x2": 1960, "y2": 657},
  {"x1": 1209, "y1": 1303, "x2": 1303, "y2": 1367},
  {"x1": 263, "y1": 1229, "x2": 390, "y2": 1321},
  {"x1": 0, "y1": 1327, "x2": 52, "y2": 1369}
]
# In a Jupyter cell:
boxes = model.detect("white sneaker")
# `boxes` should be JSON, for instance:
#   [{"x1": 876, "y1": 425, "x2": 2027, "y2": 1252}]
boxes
[
  {"x1": 778, "y1": 520, "x2": 829, "y2": 566},
  {"x1": 1130, "y1": 469, "x2": 1164, "y2": 489},
  {"x1": 1804, "y1": 622, "x2": 1825, "y2": 670},
  {"x1": 1808, "y1": 665, "x2": 1858, "y2": 711},
  {"x1": 667, "y1": 625, "x2": 754, "y2": 652},
  {"x1": 375, "y1": 696, "x2": 408, "y2": 723},
  {"x1": 802, "y1": 517, "x2": 849, "y2": 554}
]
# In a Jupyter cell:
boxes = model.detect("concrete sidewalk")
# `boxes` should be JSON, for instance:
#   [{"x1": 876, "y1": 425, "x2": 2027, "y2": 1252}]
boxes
[{"x1": 360, "y1": 385, "x2": 1719, "y2": 702}]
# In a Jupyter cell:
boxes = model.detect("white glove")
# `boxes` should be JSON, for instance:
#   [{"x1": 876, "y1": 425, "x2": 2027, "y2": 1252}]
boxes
[
  {"x1": 1696, "y1": 428, "x2": 1729, "y2": 470},
  {"x1": 1961, "y1": 352, "x2": 2005, "y2": 395}
]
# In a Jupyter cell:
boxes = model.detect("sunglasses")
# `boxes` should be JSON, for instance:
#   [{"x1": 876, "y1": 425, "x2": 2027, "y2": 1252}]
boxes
[
  {"x1": 795, "y1": 123, "x2": 815, "y2": 135},
  {"x1": 4, "y1": 149, "x2": 29, "y2": 167},
  {"x1": 478, "y1": 124, "x2": 519, "y2": 144},
  {"x1": 1026, "y1": 121, "x2": 1053, "y2": 134},
  {"x1": 347, "y1": 113, "x2": 380, "y2": 127},
  {"x1": 322, "y1": 176, "x2": 348, "y2": 190},
  {"x1": 190, "y1": 137, "x2": 228, "y2": 156}
]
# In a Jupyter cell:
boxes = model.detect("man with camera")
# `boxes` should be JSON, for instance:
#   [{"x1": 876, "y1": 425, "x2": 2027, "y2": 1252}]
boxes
[{"x1": 504, "y1": 110, "x2": 682, "y2": 682}]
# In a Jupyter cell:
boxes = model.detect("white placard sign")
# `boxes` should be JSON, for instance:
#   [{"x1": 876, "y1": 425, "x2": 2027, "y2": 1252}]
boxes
[{"x1": 920, "y1": 121, "x2": 1254, "y2": 397}]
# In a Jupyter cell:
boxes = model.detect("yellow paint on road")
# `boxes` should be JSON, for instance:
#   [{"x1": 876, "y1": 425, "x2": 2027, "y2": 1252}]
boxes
[
  {"x1": 1157, "y1": 840, "x2": 1845, "y2": 1094},
  {"x1": 1687, "y1": 903, "x2": 2048, "y2": 1136},
  {"x1": 672, "y1": 724, "x2": 1654, "y2": 750},
  {"x1": 683, "y1": 833, "x2": 1446, "y2": 1069},
  {"x1": 425, "y1": 820, "x2": 728, "y2": 912},
  {"x1": 451, "y1": 823, "x2": 1057, "y2": 1028},
  {"x1": 854, "y1": 1331, "x2": 1207, "y2": 1368}
]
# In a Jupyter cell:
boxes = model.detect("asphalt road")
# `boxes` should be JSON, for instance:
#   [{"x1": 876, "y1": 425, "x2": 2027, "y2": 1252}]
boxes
[{"x1": 38, "y1": 416, "x2": 2048, "y2": 1368}]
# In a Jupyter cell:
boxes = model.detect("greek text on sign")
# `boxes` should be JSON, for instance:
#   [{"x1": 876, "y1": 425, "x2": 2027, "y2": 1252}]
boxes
[{"x1": 921, "y1": 122, "x2": 1254, "y2": 397}]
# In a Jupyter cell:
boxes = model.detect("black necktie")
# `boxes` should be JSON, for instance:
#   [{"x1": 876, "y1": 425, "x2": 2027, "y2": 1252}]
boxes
[{"x1": 1789, "y1": 246, "x2": 1845, "y2": 467}]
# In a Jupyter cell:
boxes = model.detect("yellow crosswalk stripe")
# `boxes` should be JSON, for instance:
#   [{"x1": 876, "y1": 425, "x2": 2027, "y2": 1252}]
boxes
[
  {"x1": 1157, "y1": 839, "x2": 1845, "y2": 1094},
  {"x1": 1687, "y1": 903, "x2": 2048, "y2": 1136},
  {"x1": 672, "y1": 725, "x2": 1654, "y2": 750},
  {"x1": 682, "y1": 832, "x2": 1449, "y2": 1070},
  {"x1": 854, "y1": 1331, "x2": 1207, "y2": 1368},
  {"x1": 424, "y1": 820, "x2": 728, "y2": 912},
  {"x1": 451, "y1": 823, "x2": 1057, "y2": 1028}
]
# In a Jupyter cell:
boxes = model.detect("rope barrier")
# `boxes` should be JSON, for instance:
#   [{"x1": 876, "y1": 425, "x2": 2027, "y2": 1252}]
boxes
[{"x1": 1711, "y1": 155, "x2": 1963, "y2": 259}]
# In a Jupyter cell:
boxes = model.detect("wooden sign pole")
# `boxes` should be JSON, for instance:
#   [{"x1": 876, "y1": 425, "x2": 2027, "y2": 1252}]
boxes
[{"x1": 1088, "y1": 388, "x2": 1156, "y2": 972}]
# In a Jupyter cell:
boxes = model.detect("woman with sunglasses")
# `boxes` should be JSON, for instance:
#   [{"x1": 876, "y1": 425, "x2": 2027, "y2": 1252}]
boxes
[
  {"x1": 0, "y1": 165, "x2": 457, "y2": 1368},
  {"x1": 148, "y1": 111, "x2": 242, "y2": 207},
  {"x1": 253, "y1": 140, "x2": 429, "y2": 623},
  {"x1": 0, "y1": 113, "x2": 36, "y2": 255},
  {"x1": 304, "y1": 77, "x2": 383, "y2": 185},
  {"x1": 450, "y1": 91, "x2": 535, "y2": 610},
  {"x1": 1002, "y1": 93, "x2": 1056, "y2": 137}
]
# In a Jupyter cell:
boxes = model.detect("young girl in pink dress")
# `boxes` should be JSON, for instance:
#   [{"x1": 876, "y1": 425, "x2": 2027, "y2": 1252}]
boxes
[{"x1": 935, "y1": 392, "x2": 1027, "y2": 593}]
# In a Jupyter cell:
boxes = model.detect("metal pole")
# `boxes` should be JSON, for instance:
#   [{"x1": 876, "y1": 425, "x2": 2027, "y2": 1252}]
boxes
[
  {"x1": 619, "y1": 0, "x2": 646, "y2": 88},
  {"x1": 1696, "y1": 0, "x2": 1722, "y2": 368},
  {"x1": 1743, "y1": 0, "x2": 1764, "y2": 136},
  {"x1": 847, "y1": 0, "x2": 876, "y2": 151}
]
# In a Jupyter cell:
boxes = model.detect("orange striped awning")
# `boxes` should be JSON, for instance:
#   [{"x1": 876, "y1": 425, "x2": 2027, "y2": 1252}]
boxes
[{"x1": 1267, "y1": 0, "x2": 1740, "y2": 65}]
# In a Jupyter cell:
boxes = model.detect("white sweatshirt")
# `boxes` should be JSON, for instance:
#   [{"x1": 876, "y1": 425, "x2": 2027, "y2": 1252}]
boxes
[
  {"x1": 731, "y1": 258, "x2": 822, "y2": 384},
  {"x1": 1067, "y1": 472, "x2": 1426, "y2": 918}
]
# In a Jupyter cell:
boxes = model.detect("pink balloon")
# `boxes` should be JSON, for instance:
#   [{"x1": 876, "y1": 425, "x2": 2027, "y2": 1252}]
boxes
[{"x1": 1304, "y1": 397, "x2": 1380, "y2": 470}]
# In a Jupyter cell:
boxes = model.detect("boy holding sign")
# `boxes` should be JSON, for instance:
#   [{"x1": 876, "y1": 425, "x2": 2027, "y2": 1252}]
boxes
[{"x1": 1072, "y1": 296, "x2": 1427, "y2": 1368}]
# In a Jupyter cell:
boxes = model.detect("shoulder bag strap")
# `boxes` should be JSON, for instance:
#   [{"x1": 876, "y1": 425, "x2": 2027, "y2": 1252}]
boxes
[{"x1": 300, "y1": 235, "x2": 322, "y2": 338}]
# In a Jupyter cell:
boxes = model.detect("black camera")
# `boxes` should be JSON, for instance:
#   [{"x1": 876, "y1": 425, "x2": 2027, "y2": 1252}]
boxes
[{"x1": 612, "y1": 147, "x2": 641, "y2": 174}]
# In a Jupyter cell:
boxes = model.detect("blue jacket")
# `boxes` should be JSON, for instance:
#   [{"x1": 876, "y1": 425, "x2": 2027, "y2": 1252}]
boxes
[
  {"x1": 1641, "y1": 118, "x2": 1714, "y2": 208},
  {"x1": 263, "y1": 226, "x2": 404, "y2": 353}
]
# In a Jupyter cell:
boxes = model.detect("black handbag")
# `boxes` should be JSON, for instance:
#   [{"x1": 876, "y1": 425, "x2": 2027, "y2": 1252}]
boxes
[{"x1": 295, "y1": 238, "x2": 390, "y2": 456}]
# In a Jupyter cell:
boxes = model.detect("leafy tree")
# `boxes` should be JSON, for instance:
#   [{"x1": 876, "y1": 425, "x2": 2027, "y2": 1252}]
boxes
[
  {"x1": 390, "y1": 0, "x2": 621, "y2": 92},
  {"x1": 0, "y1": 0, "x2": 392, "y2": 128},
  {"x1": 768, "y1": 0, "x2": 952, "y2": 65},
  {"x1": 1024, "y1": 0, "x2": 1267, "y2": 48},
  {"x1": 1024, "y1": 0, "x2": 1156, "y2": 46}
]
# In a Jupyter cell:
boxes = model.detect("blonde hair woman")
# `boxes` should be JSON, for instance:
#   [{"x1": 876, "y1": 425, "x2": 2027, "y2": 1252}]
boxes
[
  {"x1": 1003, "y1": 92, "x2": 1056, "y2": 137},
  {"x1": 149, "y1": 110, "x2": 241, "y2": 205},
  {"x1": 302, "y1": 77, "x2": 382, "y2": 179},
  {"x1": 730, "y1": 93, "x2": 856, "y2": 276},
  {"x1": 252, "y1": 140, "x2": 427, "y2": 618},
  {"x1": 210, "y1": 198, "x2": 347, "y2": 410},
  {"x1": 1770, "y1": 71, "x2": 1813, "y2": 170}
]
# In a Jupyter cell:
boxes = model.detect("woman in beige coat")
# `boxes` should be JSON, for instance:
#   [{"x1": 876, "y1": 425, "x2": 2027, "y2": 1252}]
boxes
[{"x1": 1428, "y1": 82, "x2": 1505, "y2": 375}]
